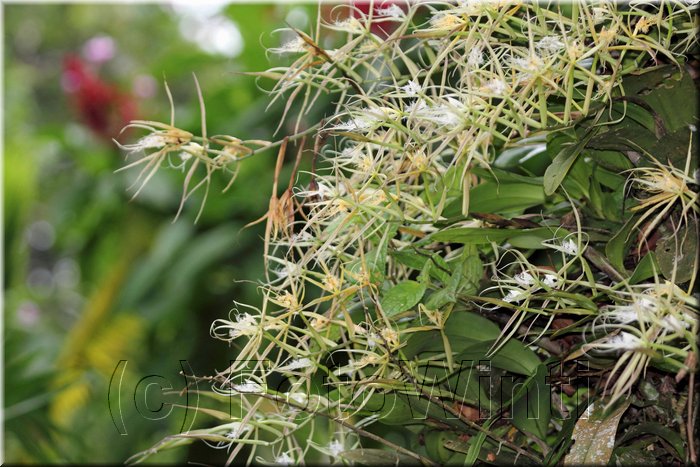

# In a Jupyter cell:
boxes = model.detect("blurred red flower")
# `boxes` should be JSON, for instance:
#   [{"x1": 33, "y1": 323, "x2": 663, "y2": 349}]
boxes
[{"x1": 62, "y1": 55, "x2": 136, "y2": 143}]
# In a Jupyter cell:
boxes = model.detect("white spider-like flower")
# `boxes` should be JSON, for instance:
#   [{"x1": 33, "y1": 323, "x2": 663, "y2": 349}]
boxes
[
  {"x1": 607, "y1": 297, "x2": 657, "y2": 324},
  {"x1": 366, "y1": 332, "x2": 381, "y2": 349},
  {"x1": 376, "y1": 4, "x2": 405, "y2": 19},
  {"x1": 467, "y1": 46, "x2": 484, "y2": 67},
  {"x1": 224, "y1": 422, "x2": 252, "y2": 439},
  {"x1": 333, "y1": 18, "x2": 365, "y2": 34},
  {"x1": 561, "y1": 239, "x2": 579, "y2": 255},
  {"x1": 536, "y1": 35, "x2": 565, "y2": 55},
  {"x1": 401, "y1": 80, "x2": 421, "y2": 96},
  {"x1": 408, "y1": 150, "x2": 430, "y2": 171},
  {"x1": 591, "y1": 7, "x2": 610, "y2": 24},
  {"x1": 661, "y1": 314, "x2": 690, "y2": 332},
  {"x1": 543, "y1": 274, "x2": 558, "y2": 288},
  {"x1": 328, "y1": 439, "x2": 344, "y2": 457},
  {"x1": 511, "y1": 53, "x2": 545, "y2": 82},
  {"x1": 503, "y1": 288, "x2": 527, "y2": 303},
  {"x1": 272, "y1": 261, "x2": 302, "y2": 280},
  {"x1": 429, "y1": 11, "x2": 466, "y2": 31},
  {"x1": 270, "y1": 37, "x2": 306, "y2": 54},
  {"x1": 296, "y1": 181, "x2": 336, "y2": 200},
  {"x1": 286, "y1": 392, "x2": 308, "y2": 405},
  {"x1": 227, "y1": 313, "x2": 259, "y2": 339},
  {"x1": 275, "y1": 452, "x2": 294, "y2": 465},
  {"x1": 543, "y1": 235, "x2": 584, "y2": 256},
  {"x1": 232, "y1": 379, "x2": 264, "y2": 393},
  {"x1": 609, "y1": 308, "x2": 640, "y2": 324},
  {"x1": 330, "y1": 114, "x2": 378, "y2": 133},
  {"x1": 405, "y1": 98, "x2": 428, "y2": 115},
  {"x1": 121, "y1": 131, "x2": 190, "y2": 154},
  {"x1": 290, "y1": 230, "x2": 313, "y2": 242},
  {"x1": 337, "y1": 359, "x2": 357, "y2": 377},
  {"x1": 416, "y1": 98, "x2": 464, "y2": 128},
  {"x1": 605, "y1": 332, "x2": 643, "y2": 351},
  {"x1": 276, "y1": 357, "x2": 313, "y2": 372},
  {"x1": 139, "y1": 134, "x2": 171, "y2": 149},
  {"x1": 481, "y1": 78, "x2": 508, "y2": 96},
  {"x1": 427, "y1": 105, "x2": 462, "y2": 127},
  {"x1": 176, "y1": 142, "x2": 204, "y2": 163},
  {"x1": 514, "y1": 271, "x2": 536, "y2": 287}
]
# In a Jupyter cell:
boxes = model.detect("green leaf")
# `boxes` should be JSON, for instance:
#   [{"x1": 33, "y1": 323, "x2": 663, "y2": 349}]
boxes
[
  {"x1": 472, "y1": 166, "x2": 545, "y2": 185},
  {"x1": 544, "y1": 127, "x2": 598, "y2": 195},
  {"x1": 424, "y1": 267, "x2": 462, "y2": 309},
  {"x1": 587, "y1": 149, "x2": 634, "y2": 172},
  {"x1": 617, "y1": 422, "x2": 686, "y2": 459},
  {"x1": 391, "y1": 249, "x2": 452, "y2": 284},
  {"x1": 432, "y1": 227, "x2": 563, "y2": 247},
  {"x1": 564, "y1": 401, "x2": 630, "y2": 465},
  {"x1": 469, "y1": 182, "x2": 546, "y2": 215},
  {"x1": 623, "y1": 65, "x2": 697, "y2": 133},
  {"x1": 455, "y1": 339, "x2": 540, "y2": 376},
  {"x1": 588, "y1": 67, "x2": 698, "y2": 171},
  {"x1": 464, "y1": 418, "x2": 496, "y2": 465},
  {"x1": 512, "y1": 364, "x2": 551, "y2": 439},
  {"x1": 655, "y1": 221, "x2": 698, "y2": 284},
  {"x1": 363, "y1": 393, "x2": 416, "y2": 425},
  {"x1": 494, "y1": 134, "x2": 547, "y2": 168},
  {"x1": 459, "y1": 244, "x2": 483, "y2": 293},
  {"x1": 588, "y1": 177, "x2": 605, "y2": 218},
  {"x1": 381, "y1": 280, "x2": 426, "y2": 317},
  {"x1": 605, "y1": 218, "x2": 636, "y2": 274},
  {"x1": 592, "y1": 165, "x2": 625, "y2": 191},
  {"x1": 628, "y1": 252, "x2": 660, "y2": 285},
  {"x1": 404, "y1": 312, "x2": 500, "y2": 358},
  {"x1": 404, "y1": 312, "x2": 540, "y2": 376}
]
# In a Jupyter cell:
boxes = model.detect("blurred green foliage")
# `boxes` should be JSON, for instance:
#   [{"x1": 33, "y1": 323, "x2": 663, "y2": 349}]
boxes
[{"x1": 3, "y1": 3, "x2": 316, "y2": 463}]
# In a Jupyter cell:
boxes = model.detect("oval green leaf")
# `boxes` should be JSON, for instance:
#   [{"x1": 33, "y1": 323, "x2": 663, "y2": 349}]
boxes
[{"x1": 380, "y1": 280, "x2": 426, "y2": 316}]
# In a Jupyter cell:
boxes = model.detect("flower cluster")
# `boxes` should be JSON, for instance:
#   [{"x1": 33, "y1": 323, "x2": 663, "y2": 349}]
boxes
[{"x1": 121, "y1": 1, "x2": 698, "y2": 463}]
